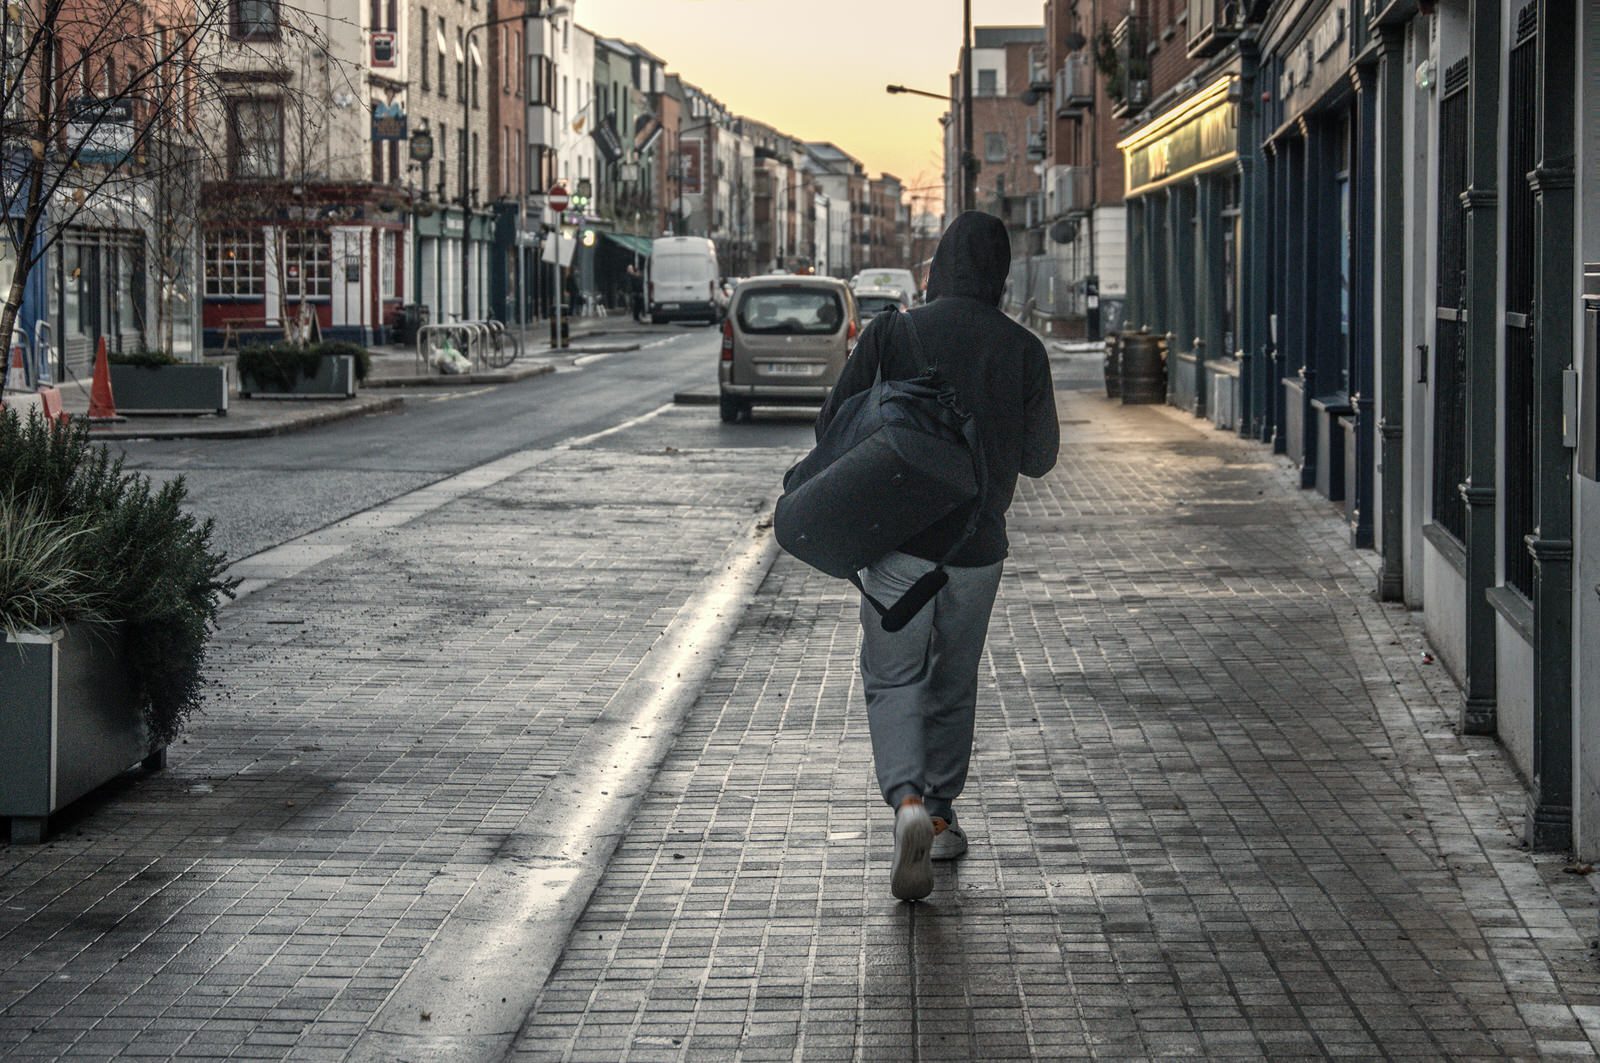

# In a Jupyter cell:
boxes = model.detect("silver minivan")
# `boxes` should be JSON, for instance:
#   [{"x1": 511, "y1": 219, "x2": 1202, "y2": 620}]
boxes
[{"x1": 718, "y1": 276, "x2": 857, "y2": 423}]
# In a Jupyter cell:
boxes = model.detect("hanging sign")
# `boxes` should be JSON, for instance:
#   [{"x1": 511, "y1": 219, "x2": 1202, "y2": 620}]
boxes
[
  {"x1": 679, "y1": 139, "x2": 703, "y2": 196},
  {"x1": 67, "y1": 97, "x2": 133, "y2": 164},
  {"x1": 591, "y1": 113, "x2": 624, "y2": 165},
  {"x1": 371, "y1": 101, "x2": 407, "y2": 142}
]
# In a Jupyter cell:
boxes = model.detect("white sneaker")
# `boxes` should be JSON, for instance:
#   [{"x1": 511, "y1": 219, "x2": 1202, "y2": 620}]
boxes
[
  {"x1": 931, "y1": 822, "x2": 967, "y2": 861},
  {"x1": 890, "y1": 802, "x2": 934, "y2": 901}
]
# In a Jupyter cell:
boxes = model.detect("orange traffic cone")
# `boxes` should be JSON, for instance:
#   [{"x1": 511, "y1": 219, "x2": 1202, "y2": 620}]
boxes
[
  {"x1": 3, "y1": 345, "x2": 25, "y2": 391},
  {"x1": 88, "y1": 336, "x2": 121, "y2": 421}
]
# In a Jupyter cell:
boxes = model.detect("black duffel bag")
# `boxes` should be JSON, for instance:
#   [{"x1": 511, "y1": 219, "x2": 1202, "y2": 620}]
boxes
[{"x1": 775, "y1": 312, "x2": 987, "y2": 631}]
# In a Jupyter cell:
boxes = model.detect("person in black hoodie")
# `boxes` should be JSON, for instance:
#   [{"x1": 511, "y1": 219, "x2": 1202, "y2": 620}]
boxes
[{"x1": 817, "y1": 211, "x2": 1059, "y2": 901}]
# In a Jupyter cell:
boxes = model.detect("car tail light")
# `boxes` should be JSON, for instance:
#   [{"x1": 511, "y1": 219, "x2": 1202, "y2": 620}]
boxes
[
  {"x1": 721, "y1": 318, "x2": 734, "y2": 361},
  {"x1": 847, "y1": 318, "x2": 858, "y2": 345}
]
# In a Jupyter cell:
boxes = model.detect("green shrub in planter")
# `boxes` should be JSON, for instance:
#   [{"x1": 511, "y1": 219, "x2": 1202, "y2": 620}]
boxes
[
  {"x1": 235, "y1": 341, "x2": 371, "y2": 393},
  {"x1": 0, "y1": 409, "x2": 236, "y2": 744},
  {"x1": 108, "y1": 349, "x2": 181, "y2": 368}
]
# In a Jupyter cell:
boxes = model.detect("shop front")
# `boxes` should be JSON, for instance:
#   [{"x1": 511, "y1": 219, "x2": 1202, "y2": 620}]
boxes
[
  {"x1": 1120, "y1": 75, "x2": 1245, "y2": 423},
  {"x1": 1260, "y1": 0, "x2": 1376, "y2": 548},
  {"x1": 201, "y1": 184, "x2": 407, "y2": 350}
]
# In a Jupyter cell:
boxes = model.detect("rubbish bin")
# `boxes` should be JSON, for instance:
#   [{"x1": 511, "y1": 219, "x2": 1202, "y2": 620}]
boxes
[
  {"x1": 1103, "y1": 332, "x2": 1123, "y2": 400},
  {"x1": 399, "y1": 303, "x2": 430, "y2": 345},
  {"x1": 1121, "y1": 331, "x2": 1167, "y2": 405}
]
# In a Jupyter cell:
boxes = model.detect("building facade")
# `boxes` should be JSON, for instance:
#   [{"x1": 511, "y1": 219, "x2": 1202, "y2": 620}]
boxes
[
  {"x1": 200, "y1": 0, "x2": 409, "y2": 348},
  {"x1": 1122, "y1": 0, "x2": 1599, "y2": 856}
]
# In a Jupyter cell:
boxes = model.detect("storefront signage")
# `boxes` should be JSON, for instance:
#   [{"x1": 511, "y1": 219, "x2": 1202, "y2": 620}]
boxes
[
  {"x1": 1121, "y1": 88, "x2": 1237, "y2": 198},
  {"x1": 371, "y1": 101, "x2": 407, "y2": 142},
  {"x1": 67, "y1": 97, "x2": 133, "y2": 164},
  {"x1": 1279, "y1": 4, "x2": 1347, "y2": 105},
  {"x1": 592, "y1": 114, "x2": 625, "y2": 165}
]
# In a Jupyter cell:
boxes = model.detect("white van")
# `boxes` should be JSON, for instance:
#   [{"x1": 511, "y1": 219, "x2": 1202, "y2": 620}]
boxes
[{"x1": 647, "y1": 237, "x2": 721, "y2": 324}]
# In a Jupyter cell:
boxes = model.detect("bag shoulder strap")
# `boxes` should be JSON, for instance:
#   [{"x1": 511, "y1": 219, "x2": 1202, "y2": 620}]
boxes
[{"x1": 899, "y1": 311, "x2": 931, "y2": 372}]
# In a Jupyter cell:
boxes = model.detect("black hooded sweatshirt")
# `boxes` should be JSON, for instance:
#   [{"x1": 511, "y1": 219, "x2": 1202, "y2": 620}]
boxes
[{"x1": 816, "y1": 211, "x2": 1059, "y2": 568}]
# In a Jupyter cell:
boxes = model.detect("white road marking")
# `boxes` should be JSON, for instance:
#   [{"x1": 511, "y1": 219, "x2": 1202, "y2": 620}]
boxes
[{"x1": 559, "y1": 402, "x2": 673, "y2": 448}]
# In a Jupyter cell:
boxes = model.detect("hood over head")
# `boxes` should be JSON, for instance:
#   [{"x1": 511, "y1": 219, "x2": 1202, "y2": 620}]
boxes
[{"x1": 926, "y1": 210, "x2": 1011, "y2": 306}]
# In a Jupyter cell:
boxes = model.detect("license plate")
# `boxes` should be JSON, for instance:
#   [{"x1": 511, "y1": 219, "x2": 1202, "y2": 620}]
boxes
[
  {"x1": 662, "y1": 303, "x2": 680, "y2": 310},
  {"x1": 763, "y1": 363, "x2": 817, "y2": 376}
]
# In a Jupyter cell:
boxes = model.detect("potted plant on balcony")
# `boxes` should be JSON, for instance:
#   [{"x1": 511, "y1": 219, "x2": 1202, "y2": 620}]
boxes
[
  {"x1": 108, "y1": 349, "x2": 229, "y2": 416},
  {"x1": 235, "y1": 339, "x2": 371, "y2": 398},
  {"x1": 1, "y1": 410, "x2": 235, "y2": 843}
]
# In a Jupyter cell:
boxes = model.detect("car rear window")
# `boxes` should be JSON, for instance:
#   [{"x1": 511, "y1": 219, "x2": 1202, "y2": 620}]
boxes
[
  {"x1": 858, "y1": 296, "x2": 902, "y2": 317},
  {"x1": 737, "y1": 288, "x2": 845, "y2": 334}
]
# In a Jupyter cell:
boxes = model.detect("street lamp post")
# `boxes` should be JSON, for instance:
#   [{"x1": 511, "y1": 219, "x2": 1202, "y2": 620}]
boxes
[{"x1": 962, "y1": 0, "x2": 974, "y2": 214}]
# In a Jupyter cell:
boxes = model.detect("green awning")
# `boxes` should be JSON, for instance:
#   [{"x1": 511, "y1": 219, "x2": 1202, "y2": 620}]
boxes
[{"x1": 601, "y1": 232, "x2": 653, "y2": 257}]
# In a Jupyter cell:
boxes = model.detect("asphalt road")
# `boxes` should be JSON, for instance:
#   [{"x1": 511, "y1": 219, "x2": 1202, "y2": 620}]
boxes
[{"x1": 111, "y1": 323, "x2": 814, "y2": 563}]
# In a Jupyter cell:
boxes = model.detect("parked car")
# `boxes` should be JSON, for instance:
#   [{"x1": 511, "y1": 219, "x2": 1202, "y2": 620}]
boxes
[
  {"x1": 648, "y1": 236, "x2": 722, "y2": 324},
  {"x1": 854, "y1": 286, "x2": 911, "y2": 324},
  {"x1": 850, "y1": 267, "x2": 919, "y2": 303},
  {"x1": 718, "y1": 276, "x2": 857, "y2": 424}
]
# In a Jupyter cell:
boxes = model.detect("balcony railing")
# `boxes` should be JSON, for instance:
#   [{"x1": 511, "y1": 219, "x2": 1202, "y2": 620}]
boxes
[
  {"x1": 1027, "y1": 46, "x2": 1052, "y2": 92},
  {"x1": 1046, "y1": 164, "x2": 1091, "y2": 218},
  {"x1": 1025, "y1": 114, "x2": 1047, "y2": 160},
  {"x1": 1186, "y1": 0, "x2": 1244, "y2": 58},
  {"x1": 1055, "y1": 53, "x2": 1094, "y2": 118}
]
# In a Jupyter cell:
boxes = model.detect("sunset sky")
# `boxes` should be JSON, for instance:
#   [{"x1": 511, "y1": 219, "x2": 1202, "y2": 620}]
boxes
[{"x1": 574, "y1": 0, "x2": 1048, "y2": 215}]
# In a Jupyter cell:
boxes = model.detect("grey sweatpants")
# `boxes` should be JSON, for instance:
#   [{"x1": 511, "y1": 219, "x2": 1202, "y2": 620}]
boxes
[{"x1": 858, "y1": 550, "x2": 1004, "y2": 824}]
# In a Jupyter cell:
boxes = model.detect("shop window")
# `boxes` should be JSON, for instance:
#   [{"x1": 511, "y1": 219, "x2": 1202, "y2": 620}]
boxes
[
  {"x1": 64, "y1": 241, "x2": 89, "y2": 336},
  {"x1": 114, "y1": 238, "x2": 142, "y2": 334},
  {"x1": 1221, "y1": 176, "x2": 1239, "y2": 355},
  {"x1": 281, "y1": 229, "x2": 332, "y2": 301},
  {"x1": 205, "y1": 229, "x2": 266, "y2": 297},
  {"x1": 1335, "y1": 118, "x2": 1351, "y2": 395},
  {"x1": 380, "y1": 231, "x2": 397, "y2": 300}
]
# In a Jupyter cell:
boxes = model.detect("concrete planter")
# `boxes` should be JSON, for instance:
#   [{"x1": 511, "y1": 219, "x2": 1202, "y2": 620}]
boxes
[
  {"x1": 108, "y1": 363, "x2": 229, "y2": 416},
  {"x1": 238, "y1": 354, "x2": 358, "y2": 399},
  {"x1": 0, "y1": 624, "x2": 165, "y2": 844}
]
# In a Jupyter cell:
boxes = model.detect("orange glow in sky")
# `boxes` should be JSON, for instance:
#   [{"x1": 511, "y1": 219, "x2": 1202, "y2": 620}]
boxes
[{"x1": 573, "y1": 0, "x2": 1048, "y2": 216}]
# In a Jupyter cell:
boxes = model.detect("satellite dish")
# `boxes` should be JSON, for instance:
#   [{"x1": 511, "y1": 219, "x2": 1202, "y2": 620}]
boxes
[
  {"x1": 1064, "y1": 31, "x2": 1087, "y2": 51},
  {"x1": 1049, "y1": 219, "x2": 1079, "y2": 244},
  {"x1": 1021, "y1": 88, "x2": 1041, "y2": 106}
]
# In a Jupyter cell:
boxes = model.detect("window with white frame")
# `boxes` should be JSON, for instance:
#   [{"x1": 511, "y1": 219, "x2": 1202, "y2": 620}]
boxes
[
  {"x1": 281, "y1": 229, "x2": 332, "y2": 300},
  {"x1": 204, "y1": 229, "x2": 266, "y2": 297},
  {"x1": 380, "y1": 231, "x2": 397, "y2": 299}
]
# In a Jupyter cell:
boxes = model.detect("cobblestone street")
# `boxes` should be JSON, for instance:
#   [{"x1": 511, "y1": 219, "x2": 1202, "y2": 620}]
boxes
[{"x1": 5, "y1": 359, "x2": 1600, "y2": 1060}]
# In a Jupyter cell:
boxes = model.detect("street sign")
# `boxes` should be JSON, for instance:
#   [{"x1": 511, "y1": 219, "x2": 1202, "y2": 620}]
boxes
[{"x1": 548, "y1": 184, "x2": 570, "y2": 212}]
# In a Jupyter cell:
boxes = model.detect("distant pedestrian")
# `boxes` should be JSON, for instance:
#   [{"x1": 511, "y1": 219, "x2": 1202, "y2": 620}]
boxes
[
  {"x1": 815, "y1": 211, "x2": 1059, "y2": 901},
  {"x1": 564, "y1": 269, "x2": 582, "y2": 318},
  {"x1": 626, "y1": 263, "x2": 645, "y2": 322}
]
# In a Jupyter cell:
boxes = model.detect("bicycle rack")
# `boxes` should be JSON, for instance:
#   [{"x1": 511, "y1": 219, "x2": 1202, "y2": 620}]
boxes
[{"x1": 416, "y1": 320, "x2": 522, "y2": 375}]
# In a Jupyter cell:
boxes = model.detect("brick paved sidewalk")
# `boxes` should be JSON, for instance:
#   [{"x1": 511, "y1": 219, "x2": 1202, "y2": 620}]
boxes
[
  {"x1": 0, "y1": 409, "x2": 799, "y2": 1061},
  {"x1": 513, "y1": 385, "x2": 1600, "y2": 1060}
]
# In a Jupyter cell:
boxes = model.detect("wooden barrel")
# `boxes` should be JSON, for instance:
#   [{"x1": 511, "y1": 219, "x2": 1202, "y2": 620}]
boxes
[
  {"x1": 1120, "y1": 332, "x2": 1167, "y2": 404},
  {"x1": 1103, "y1": 332, "x2": 1122, "y2": 399}
]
